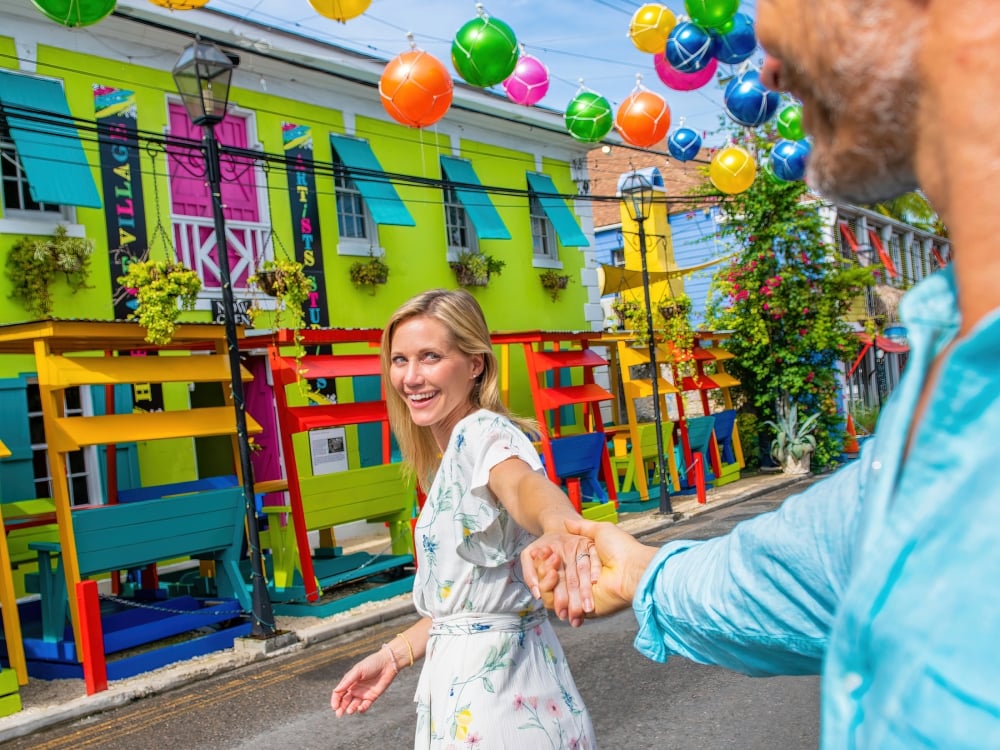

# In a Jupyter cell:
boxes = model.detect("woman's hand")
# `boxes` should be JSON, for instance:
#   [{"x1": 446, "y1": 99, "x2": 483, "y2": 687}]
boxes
[
  {"x1": 521, "y1": 530, "x2": 599, "y2": 627},
  {"x1": 330, "y1": 647, "x2": 398, "y2": 717}
]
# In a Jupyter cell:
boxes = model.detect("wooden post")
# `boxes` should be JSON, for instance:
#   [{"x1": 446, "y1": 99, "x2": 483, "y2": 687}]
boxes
[{"x1": 76, "y1": 580, "x2": 107, "y2": 695}]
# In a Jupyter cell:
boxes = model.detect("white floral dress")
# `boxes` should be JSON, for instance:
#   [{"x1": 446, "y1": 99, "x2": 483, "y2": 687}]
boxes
[{"x1": 411, "y1": 410, "x2": 596, "y2": 750}]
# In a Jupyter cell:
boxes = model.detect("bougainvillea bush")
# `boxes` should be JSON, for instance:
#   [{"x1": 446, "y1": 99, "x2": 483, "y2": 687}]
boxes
[{"x1": 704, "y1": 145, "x2": 875, "y2": 468}]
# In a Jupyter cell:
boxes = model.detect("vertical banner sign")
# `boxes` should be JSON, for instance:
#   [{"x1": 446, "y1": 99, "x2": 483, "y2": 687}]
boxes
[
  {"x1": 94, "y1": 86, "x2": 148, "y2": 320},
  {"x1": 282, "y1": 123, "x2": 329, "y2": 329}
]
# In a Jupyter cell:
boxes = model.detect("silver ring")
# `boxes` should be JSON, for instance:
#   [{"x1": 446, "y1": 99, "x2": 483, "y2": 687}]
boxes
[{"x1": 576, "y1": 552, "x2": 591, "y2": 561}]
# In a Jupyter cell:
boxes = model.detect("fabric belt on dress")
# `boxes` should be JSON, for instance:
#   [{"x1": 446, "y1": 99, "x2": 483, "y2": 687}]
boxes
[{"x1": 429, "y1": 608, "x2": 548, "y2": 636}]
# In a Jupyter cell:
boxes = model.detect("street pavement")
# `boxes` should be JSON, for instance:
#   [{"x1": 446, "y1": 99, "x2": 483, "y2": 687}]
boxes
[{"x1": 0, "y1": 470, "x2": 815, "y2": 744}]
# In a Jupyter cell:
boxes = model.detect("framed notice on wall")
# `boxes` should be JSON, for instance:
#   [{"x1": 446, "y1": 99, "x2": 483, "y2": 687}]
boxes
[{"x1": 309, "y1": 427, "x2": 348, "y2": 476}]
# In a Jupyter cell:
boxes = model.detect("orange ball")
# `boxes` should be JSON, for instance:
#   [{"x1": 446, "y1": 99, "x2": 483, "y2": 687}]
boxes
[
  {"x1": 615, "y1": 90, "x2": 671, "y2": 148},
  {"x1": 147, "y1": 0, "x2": 210, "y2": 8},
  {"x1": 710, "y1": 146, "x2": 757, "y2": 194},
  {"x1": 379, "y1": 49, "x2": 454, "y2": 128}
]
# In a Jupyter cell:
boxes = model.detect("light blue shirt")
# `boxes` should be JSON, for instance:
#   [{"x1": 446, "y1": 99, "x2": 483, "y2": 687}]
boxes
[{"x1": 633, "y1": 266, "x2": 1000, "y2": 748}]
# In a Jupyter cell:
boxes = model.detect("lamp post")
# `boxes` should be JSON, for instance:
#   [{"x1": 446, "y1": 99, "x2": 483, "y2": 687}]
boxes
[
  {"x1": 620, "y1": 171, "x2": 672, "y2": 515},
  {"x1": 173, "y1": 39, "x2": 275, "y2": 637}
]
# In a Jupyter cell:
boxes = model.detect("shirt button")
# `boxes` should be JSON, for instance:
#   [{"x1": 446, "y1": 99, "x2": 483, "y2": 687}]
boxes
[
  {"x1": 871, "y1": 460, "x2": 882, "y2": 471},
  {"x1": 844, "y1": 672, "x2": 863, "y2": 692}
]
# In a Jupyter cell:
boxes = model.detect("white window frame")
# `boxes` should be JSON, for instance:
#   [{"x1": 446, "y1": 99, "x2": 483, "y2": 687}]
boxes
[
  {"x1": 529, "y1": 192, "x2": 560, "y2": 266},
  {"x1": 333, "y1": 152, "x2": 382, "y2": 257},
  {"x1": 443, "y1": 184, "x2": 478, "y2": 261},
  {"x1": 0, "y1": 122, "x2": 77, "y2": 232}
]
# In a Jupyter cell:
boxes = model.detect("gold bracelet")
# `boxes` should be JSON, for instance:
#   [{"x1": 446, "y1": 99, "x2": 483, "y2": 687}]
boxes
[
  {"x1": 395, "y1": 632, "x2": 415, "y2": 668},
  {"x1": 381, "y1": 643, "x2": 399, "y2": 676}
]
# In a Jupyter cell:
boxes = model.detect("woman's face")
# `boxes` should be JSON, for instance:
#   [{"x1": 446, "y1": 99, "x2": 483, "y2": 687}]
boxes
[{"x1": 388, "y1": 315, "x2": 483, "y2": 450}]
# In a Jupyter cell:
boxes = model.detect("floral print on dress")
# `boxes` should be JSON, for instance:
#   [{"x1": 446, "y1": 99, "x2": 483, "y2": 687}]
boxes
[{"x1": 411, "y1": 410, "x2": 596, "y2": 749}]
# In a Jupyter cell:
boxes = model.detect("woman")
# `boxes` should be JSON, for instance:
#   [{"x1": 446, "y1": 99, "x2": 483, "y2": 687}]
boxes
[{"x1": 331, "y1": 289, "x2": 598, "y2": 749}]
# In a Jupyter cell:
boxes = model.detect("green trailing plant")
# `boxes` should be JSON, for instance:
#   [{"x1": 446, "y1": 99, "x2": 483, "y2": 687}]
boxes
[
  {"x1": 655, "y1": 292, "x2": 696, "y2": 377},
  {"x1": 5, "y1": 225, "x2": 94, "y2": 319},
  {"x1": 450, "y1": 251, "x2": 505, "y2": 287},
  {"x1": 118, "y1": 259, "x2": 202, "y2": 345},
  {"x1": 349, "y1": 253, "x2": 389, "y2": 292},
  {"x1": 538, "y1": 268, "x2": 570, "y2": 300},
  {"x1": 764, "y1": 396, "x2": 819, "y2": 473},
  {"x1": 701, "y1": 130, "x2": 875, "y2": 468},
  {"x1": 249, "y1": 258, "x2": 311, "y2": 333}
]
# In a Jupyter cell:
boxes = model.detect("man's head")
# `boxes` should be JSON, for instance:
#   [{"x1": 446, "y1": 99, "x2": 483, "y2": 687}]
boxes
[{"x1": 756, "y1": 0, "x2": 927, "y2": 204}]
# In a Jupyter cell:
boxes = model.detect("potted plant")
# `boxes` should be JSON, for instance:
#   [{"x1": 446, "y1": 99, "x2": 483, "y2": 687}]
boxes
[
  {"x1": 249, "y1": 258, "x2": 311, "y2": 333},
  {"x1": 450, "y1": 251, "x2": 505, "y2": 288},
  {"x1": 349, "y1": 253, "x2": 389, "y2": 293},
  {"x1": 656, "y1": 292, "x2": 696, "y2": 377},
  {"x1": 5, "y1": 225, "x2": 94, "y2": 319},
  {"x1": 119, "y1": 258, "x2": 202, "y2": 345},
  {"x1": 611, "y1": 297, "x2": 642, "y2": 331},
  {"x1": 763, "y1": 397, "x2": 820, "y2": 475},
  {"x1": 539, "y1": 269, "x2": 571, "y2": 301}
]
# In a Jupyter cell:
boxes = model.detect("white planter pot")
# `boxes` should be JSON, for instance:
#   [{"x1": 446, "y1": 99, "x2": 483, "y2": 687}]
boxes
[{"x1": 781, "y1": 452, "x2": 812, "y2": 475}]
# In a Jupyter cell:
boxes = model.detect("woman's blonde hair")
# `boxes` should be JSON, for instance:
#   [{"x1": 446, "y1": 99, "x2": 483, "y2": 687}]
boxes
[{"x1": 381, "y1": 288, "x2": 537, "y2": 490}]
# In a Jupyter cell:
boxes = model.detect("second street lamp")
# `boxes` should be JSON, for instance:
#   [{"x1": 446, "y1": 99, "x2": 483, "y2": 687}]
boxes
[
  {"x1": 172, "y1": 39, "x2": 276, "y2": 638},
  {"x1": 620, "y1": 171, "x2": 673, "y2": 515}
]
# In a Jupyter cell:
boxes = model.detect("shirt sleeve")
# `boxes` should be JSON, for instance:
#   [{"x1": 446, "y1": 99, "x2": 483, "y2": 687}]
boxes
[{"x1": 633, "y1": 457, "x2": 865, "y2": 676}]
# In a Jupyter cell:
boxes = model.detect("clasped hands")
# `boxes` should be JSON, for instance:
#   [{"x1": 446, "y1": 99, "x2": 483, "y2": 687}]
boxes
[{"x1": 522, "y1": 517, "x2": 656, "y2": 626}]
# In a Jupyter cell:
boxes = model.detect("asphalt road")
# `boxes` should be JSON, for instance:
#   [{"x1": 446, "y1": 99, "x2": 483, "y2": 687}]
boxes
[{"x1": 12, "y1": 484, "x2": 820, "y2": 750}]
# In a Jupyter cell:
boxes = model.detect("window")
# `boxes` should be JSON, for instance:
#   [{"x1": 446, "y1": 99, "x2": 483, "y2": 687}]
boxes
[
  {"x1": 26, "y1": 382, "x2": 96, "y2": 506},
  {"x1": 0, "y1": 121, "x2": 67, "y2": 217},
  {"x1": 443, "y1": 185, "x2": 478, "y2": 256},
  {"x1": 530, "y1": 193, "x2": 557, "y2": 261},
  {"x1": 333, "y1": 152, "x2": 377, "y2": 248}
]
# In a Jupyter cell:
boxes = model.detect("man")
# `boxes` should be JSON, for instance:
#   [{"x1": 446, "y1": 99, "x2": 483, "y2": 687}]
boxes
[{"x1": 524, "y1": 2, "x2": 1000, "y2": 747}]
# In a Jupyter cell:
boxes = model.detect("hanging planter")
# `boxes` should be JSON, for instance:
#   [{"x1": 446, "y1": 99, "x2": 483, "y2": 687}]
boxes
[
  {"x1": 450, "y1": 251, "x2": 505, "y2": 288},
  {"x1": 249, "y1": 258, "x2": 311, "y2": 331},
  {"x1": 118, "y1": 259, "x2": 202, "y2": 345},
  {"x1": 5, "y1": 225, "x2": 94, "y2": 319},
  {"x1": 539, "y1": 269, "x2": 570, "y2": 301},
  {"x1": 348, "y1": 253, "x2": 390, "y2": 293}
]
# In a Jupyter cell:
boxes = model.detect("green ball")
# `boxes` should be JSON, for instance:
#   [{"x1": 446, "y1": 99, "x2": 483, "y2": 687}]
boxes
[
  {"x1": 683, "y1": 0, "x2": 739, "y2": 31},
  {"x1": 777, "y1": 104, "x2": 806, "y2": 141},
  {"x1": 451, "y1": 16, "x2": 519, "y2": 88},
  {"x1": 32, "y1": 0, "x2": 116, "y2": 27},
  {"x1": 564, "y1": 91, "x2": 614, "y2": 143}
]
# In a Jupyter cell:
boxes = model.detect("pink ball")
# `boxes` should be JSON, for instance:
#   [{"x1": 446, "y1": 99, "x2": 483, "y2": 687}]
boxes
[
  {"x1": 654, "y1": 52, "x2": 718, "y2": 91},
  {"x1": 502, "y1": 54, "x2": 550, "y2": 106}
]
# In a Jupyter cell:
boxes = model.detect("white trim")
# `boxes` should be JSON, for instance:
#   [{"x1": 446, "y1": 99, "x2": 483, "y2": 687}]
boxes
[{"x1": 0, "y1": 217, "x2": 84, "y2": 236}]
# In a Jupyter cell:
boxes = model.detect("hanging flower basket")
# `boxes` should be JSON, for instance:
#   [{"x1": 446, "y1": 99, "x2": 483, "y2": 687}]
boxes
[
  {"x1": 539, "y1": 269, "x2": 570, "y2": 300},
  {"x1": 255, "y1": 269, "x2": 281, "y2": 297},
  {"x1": 118, "y1": 259, "x2": 202, "y2": 345},
  {"x1": 451, "y1": 264, "x2": 487, "y2": 287},
  {"x1": 450, "y1": 251, "x2": 505, "y2": 288}
]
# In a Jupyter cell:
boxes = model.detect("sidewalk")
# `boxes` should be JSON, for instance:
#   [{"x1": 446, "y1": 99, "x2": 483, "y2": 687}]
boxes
[{"x1": 0, "y1": 471, "x2": 809, "y2": 743}]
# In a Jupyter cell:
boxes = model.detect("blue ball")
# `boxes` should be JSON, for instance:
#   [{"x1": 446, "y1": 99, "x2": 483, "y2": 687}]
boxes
[
  {"x1": 665, "y1": 21, "x2": 717, "y2": 74},
  {"x1": 723, "y1": 70, "x2": 780, "y2": 126},
  {"x1": 712, "y1": 13, "x2": 757, "y2": 65},
  {"x1": 769, "y1": 138, "x2": 812, "y2": 181},
  {"x1": 667, "y1": 127, "x2": 702, "y2": 161}
]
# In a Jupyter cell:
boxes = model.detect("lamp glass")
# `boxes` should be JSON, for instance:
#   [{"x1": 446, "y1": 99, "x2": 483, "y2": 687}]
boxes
[
  {"x1": 172, "y1": 41, "x2": 236, "y2": 126},
  {"x1": 620, "y1": 172, "x2": 654, "y2": 222}
]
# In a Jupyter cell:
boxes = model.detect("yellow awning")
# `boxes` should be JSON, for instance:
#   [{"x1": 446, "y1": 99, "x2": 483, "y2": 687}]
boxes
[{"x1": 598, "y1": 254, "x2": 735, "y2": 296}]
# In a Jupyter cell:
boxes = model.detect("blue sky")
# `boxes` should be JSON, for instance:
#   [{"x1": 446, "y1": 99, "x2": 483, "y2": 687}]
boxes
[{"x1": 207, "y1": 0, "x2": 761, "y2": 144}]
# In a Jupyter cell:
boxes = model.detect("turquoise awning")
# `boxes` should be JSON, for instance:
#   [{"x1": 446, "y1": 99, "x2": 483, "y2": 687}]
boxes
[
  {"x1": 0, "y1": 70, "x2": 101, "y2": 208},
  {"x1": 525, "y1": 172, "x2": 588, "y2": 247},
  {"x1": 440, "y1": 156, "x2": 511, "y2": 240},
  {"x1": 329, "y1": 134, "x2": 415, "y2": 227}
]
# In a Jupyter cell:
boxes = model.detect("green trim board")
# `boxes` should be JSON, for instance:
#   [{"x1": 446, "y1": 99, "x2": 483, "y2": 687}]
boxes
[
  {"x1": 329, "y1": 133, "x2": 415, "y2": 226},
  {"x1": 525, "y1": 172, "x2": 588, "y2": 247},
  {"x1": 440, "y1": 156, "x2": 511, "y2": 240},
  {"x1": 0, "y1": 69, "x2": 101, "y2": 208}
]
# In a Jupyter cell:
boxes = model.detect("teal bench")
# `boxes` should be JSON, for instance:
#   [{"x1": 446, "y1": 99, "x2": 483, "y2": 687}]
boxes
[{"x1": 27, "y1": 487, "x2": 251, "y2": 642}]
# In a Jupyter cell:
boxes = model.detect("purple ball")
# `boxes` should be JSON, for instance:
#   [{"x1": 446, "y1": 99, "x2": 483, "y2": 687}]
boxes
[
  {"x1": 502, "y1": 54, "x2": 550, "y2": 106},
  {"x1": 665, "y1": 21, "x2": 717, "y2": 74}
]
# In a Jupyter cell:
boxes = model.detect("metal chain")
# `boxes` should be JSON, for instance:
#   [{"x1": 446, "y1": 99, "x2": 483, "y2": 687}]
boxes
[{"x1": 99, "y1": 593, "x2": 244, "y2": 618}]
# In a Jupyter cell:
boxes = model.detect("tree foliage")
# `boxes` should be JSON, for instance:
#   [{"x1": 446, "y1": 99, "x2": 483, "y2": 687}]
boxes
[{"x1": 703, "y1": 148, "x2": 875, "y2": 468}]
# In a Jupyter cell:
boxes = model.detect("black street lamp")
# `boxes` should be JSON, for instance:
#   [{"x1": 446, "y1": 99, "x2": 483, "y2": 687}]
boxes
[
  {"x1": 620, "y1": 171, "x2": 673, "y2": 515},
  {"x1": 172, "y1": 39, "x2": 275, "y2": 637}
]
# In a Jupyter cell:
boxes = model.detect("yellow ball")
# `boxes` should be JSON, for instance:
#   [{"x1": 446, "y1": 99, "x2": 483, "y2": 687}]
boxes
[
  {"x1": 628, "y1": 3, "x2": 678, "y2": 54},
  {"x1": 307, "y1": 0, "x2": 372, "y2": 22},
  {"x1": 147, "y1": 0, "x2": 210, "y2": 9},
  {"x1": 710, "y1": 146, "x2": 757, "y2": 194}
]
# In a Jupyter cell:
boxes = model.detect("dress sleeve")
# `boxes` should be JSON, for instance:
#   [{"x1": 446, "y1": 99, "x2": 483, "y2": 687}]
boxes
[
  {"x1": 454, "y1": 414, "x2": 543, "y2": 567},
  {"x1": 633, "y1": 456, "x2": 865, "y2": 676}
]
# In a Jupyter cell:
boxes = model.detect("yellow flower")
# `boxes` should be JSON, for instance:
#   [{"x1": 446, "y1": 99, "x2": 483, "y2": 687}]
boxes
[
  {"x1": 455, "y1": 709, "x2": 473, "y2": 740},
  {"x1": 439, "y1": 585, "x2": 452, "y2": 600}
]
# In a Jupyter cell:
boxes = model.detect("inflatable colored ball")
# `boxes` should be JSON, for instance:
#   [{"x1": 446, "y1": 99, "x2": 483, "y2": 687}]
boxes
[
  {"x1": 667, "y1": 127, "x2": 702, "y2": 161},
  {"x1": 32, "y1": 0, "x2": 116, "y2": 27},
  {"x1": 653, "y1": 52, "x2": 717, "y2": 91},
  {"x1": 564, "y1": 91, "x2": 614, "y2": 143},
  {"x1": 615, "y1": 90, "x2": 671, "y2": 148},
  {"x1": 665, "y1": 21, "x2": 717, "y2": 74},
  {"x1": 307, "y1": 0, "x2": 372, "y2": 22},
  {"x1": 712, "y1": 12, "x2": 757, "y2": 65},
  {"x1": 451, "y1": 15, "x2": 519, "y2": 88},
  {"x1": 724, "y1": 70, "x2": 780, "y2": 127},
  {"x1": 628, "y1": 3, "x2": 677, "y2": 54},
  {"x1": 379, "y1": 49, "x2": 454, "y2": 128},
  {"x1": 777, "y1": 104, "x2": 806, "y2": 141},
  {"x1": 148, "y1": 0, "x2": 210, "y2": 8},
  {"x1": 502, "y1": 54, "x2": 550, "y2": 106},
  {"x1": 684, "y1": 0, "x2": 740, "y2": 31},
  {"x1": 769, "y1": 138, "x2": 811, "y2": 182},
  {"x1": 710, "y1": 146, "x2": 757, "y2": 194}
]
